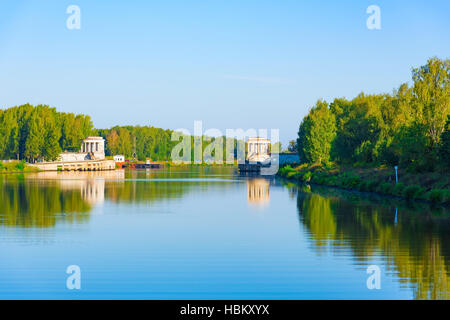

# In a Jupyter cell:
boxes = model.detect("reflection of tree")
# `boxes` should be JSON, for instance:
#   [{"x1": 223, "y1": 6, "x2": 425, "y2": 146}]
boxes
[
  {"x1": 105, "y1": 179, "x2": 198, "y2": 204},
  {"x1": 0, "y1": 177, "x2": 91, "y2": 227},
  {"x1": 298, "y1": 194, "x2": 337, "y2": 250},
  {"x1": 105, "y1": 169, "x2": 234, "y2": 204},
  {"x1": 0, "y1": 169, "x2": 236, "y2": 228},
  {"x1": 297, "y1": 189, "x2": 450, "y2": 300}
]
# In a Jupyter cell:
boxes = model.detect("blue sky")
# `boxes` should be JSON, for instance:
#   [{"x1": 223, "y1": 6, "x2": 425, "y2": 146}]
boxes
[{"x1": 0, "y1": 0, "x2": 449, "y2": 144}]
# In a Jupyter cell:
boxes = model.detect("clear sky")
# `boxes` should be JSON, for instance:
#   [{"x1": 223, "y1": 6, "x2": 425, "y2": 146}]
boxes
[{"x1": 0, "y1": 0, "x2": 449, "y2": 145}]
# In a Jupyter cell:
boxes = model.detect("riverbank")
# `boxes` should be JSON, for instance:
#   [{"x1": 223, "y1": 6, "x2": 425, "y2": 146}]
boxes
[
  {"x1": 0, "y1": 161, "x2": 39, "y2": 174},
  {"x1": 278, "y1": 163, "x2": 450, "y2": 205}
]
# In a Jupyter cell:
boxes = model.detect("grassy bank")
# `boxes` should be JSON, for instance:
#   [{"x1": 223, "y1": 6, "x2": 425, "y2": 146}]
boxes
[
  {"x1": 0, "y1": 161, "x2": 38, "y2": 173},
  {"x1": 278, "y1": 163, "x2": 450, "y2": 205}
]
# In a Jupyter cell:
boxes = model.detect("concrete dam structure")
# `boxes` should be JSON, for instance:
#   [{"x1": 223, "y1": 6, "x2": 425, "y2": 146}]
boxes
[{"x1": 29, "y1": 136, "x2": 115, "y2": 172}]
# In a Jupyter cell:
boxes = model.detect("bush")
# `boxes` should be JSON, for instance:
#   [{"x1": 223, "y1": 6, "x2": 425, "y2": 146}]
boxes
[
  {"x1": 302, "y1": 171, "x2": 312, "y2": 182},
  {"x1": 327, "y1": 176, "x2": 338, "y2": 187},
  {"x1": 342, "y1": 176, "x2": 361, "y2": 189},
  {"x1": 286, "y1": 171, "x2": 298, "y2": 179},
  {"x1": 403, "y1": 185, "x2": 423, "y2": 199},
  {"x1": 312, "y1": 172, "x2": 329, "y2": 185},
  {"x1": 279, "y1": 165, "x2": 294, "y2": 177},
  {"x1": 392, "y1": 183, "x2": 405, "y2": 196},
  {"x1": 15, "y1": 161, "x2": 25, "y2": 171},
  {"x1": 414, "y1": 187, "x2": 426, "y2": 199},
  {"x1": 377, "y1": 182, "x2": 394, "y2": 195},
  {"x1": 366, "y1": 180, "x2": 379, "y2": 192},
  {"x1": 428, "y1": 189, "x2": 444, "y2": 203}
]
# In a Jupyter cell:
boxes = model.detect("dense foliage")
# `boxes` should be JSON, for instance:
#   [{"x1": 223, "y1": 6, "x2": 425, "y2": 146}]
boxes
[
  {"x1": 0, "y1": 104, "x2": 176, "y2": 162},
  {"x1": 0, "y1": 104, "x2": 95, "y2": 161},
  {"x1": 0, "y1": 105, "x2": 243, "y2": 163},
  {"x1": 98, "y1": 126, "x2": 175, "y2": 161},
  {"x1": 296, "y1": 58, "x2": 450, "y2": 172}
]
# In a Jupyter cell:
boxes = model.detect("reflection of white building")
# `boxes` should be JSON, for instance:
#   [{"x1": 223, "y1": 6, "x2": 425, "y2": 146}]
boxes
[
  {"x1": 80, "y1": 180, "x2": 105, "y2": 205},
  {"x1": 247, "y1": 137, "x2": 271, "y2": 164},
  {"x1": 26, "y1": 170, "x2": 125, "y2": 207},
  {"x1": 247, "y1": 178, "x2": 270, "y2": 206},
  {"x1": 60, "y1": 136, "x2": 106, "y2": 162}
]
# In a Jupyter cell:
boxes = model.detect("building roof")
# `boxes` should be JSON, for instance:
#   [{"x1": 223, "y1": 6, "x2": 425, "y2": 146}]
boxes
[
  {"x1": 82, "y1": 136, "x2": 104, "y2": 141},
  {"x1": 248, "y1": 137, "x2": 271, "y2": 143}
]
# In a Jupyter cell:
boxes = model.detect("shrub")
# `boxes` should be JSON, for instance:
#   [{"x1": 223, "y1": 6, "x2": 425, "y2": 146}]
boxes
[
  {"x1": 392, "y1": 183, "x2": 405, "y2": 196},
  {"x1": 302, "y1": 171, "x2": 312, "y2": 182},
  {"x1": 366, "y1": 180, "x2": 379, "y2": 192},
  {"x1": 15, "y1": 161, "x2": 25, "y2": 171},
  {"x1": 428, "y1": 189, "x2": 444, "y2": 203},
  {"x1": 327, "y1": 176, "x2": 338, "y2": 186},
  {"x1": 377, "y1": 182, "x2": 394, "y2": 195},
  {"x1": 403, "y1": 185, "x2": 422, "y2": 199},
  {"x1": 444, "y1": 190, "x2": 450, "y2": 204},
  {"x1": 313, "y1": 172, "x2": 328, "y2": 184},
  {"x1": 279, "y1": 165, "x2": 294, "y2": 178},
  {"x1": 287, "y1": 171, "x2": 298, "y2": 179},
  {"x1": 414, "y1": 187, "x2": 427, "y2": 199},
  {"x1": 347, "y1": 176, "x2": 362, "y2": 189}
]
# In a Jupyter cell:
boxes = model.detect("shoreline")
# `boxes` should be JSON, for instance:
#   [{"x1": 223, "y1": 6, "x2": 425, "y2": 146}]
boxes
[{"x1": 277, "y1": 164, "x2": 450, "y2": 205}]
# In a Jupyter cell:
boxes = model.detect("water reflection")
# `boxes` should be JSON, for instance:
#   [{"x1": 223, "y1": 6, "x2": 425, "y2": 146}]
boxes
[
  {"x1": 31, "y1": 171, "x2": 125, "y2": 206},
  {"x1": 1, "y1": 169, "x2": 449, "y2": 299},
  {"x1": 0, "y1": 169, "x2": 234, "y2": 227},
  {"x1": 0, "y1": 177, "x2": 90, "y2": 228},
  {"x1": 247, "y1": 178, "x2": 270, "y2": 206},
  {"x1": 295, "y1": 185, "x2": 450, "y2": 300},
  {"x1": 0, "y1": 171, "x2": 126, "y2": 227}
]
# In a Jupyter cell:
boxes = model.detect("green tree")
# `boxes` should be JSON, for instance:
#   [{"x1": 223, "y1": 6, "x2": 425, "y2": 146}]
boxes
[
  {"x1": 412, "y1": 57, "x2": 450, "y2": 147},
  {"x1": 288, "y1": 140, "x2": 297, "y2": 153},
  {"x1": 25, "y1": 110, "x2": 44, "y2": 162},
  {"x1": 439, "y1": 116, "x2": 450, "y2": 168},
  {"x1": 42, "y1": 107, "x2": 62, "y2": 161},
  {"x1": 297, "y1": 100, "x2": 336, "y2": 164}
]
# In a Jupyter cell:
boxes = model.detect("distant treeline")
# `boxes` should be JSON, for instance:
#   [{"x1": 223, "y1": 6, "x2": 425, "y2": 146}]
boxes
[
  {"x1": 98, "y1": 126, "x2": 175, "y2": 161},
  {"x1": 295, "y1": 57, "x2": 450, "y2": 172},
  {"x1": 98, "y1": 127, "x2": 244, "y2": 163},
  {"x1": 0, "y1": 104, "x2": 177, "y2": 162},
  {"x1": 0, "y1": 105, "x2": 243, "y2": 162}
]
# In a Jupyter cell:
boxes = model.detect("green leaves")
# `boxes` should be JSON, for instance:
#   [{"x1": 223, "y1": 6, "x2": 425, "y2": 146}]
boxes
[
  {"x1": 296, "y1": 57, "x2": 450, "y2": 172},
  {"x1": 297, "y1": 100, "x2": 336, "y2": 165}
]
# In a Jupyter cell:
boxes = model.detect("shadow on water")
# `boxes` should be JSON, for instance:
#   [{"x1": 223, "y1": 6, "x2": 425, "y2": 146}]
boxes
[{"x1": 285, "y1": 180, "x2": 450, "y2": 300}]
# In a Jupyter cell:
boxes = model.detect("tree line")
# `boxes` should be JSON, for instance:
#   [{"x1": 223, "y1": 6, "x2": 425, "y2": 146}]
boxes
[
  {"x1": 0, "y1": 104, "x2": 177, "y2": 162},
  {"x1": 100, "y1": 127, "x2": 246, "y2": 163},
  {"x1": 296, "y1": 57, "x2": 450, "y2": 172},
  {"x1": 0, "y1": 105, "x2": 244, "y2": 163},
  {"x1": 0, "y1": 104, "x2": 95, "y2": 162}
]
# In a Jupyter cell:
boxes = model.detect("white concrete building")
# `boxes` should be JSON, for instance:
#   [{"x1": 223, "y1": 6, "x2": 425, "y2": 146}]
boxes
[
  {"x1": 60, "y1": 136, "x2": 106, "y2": 162},
  {"x1": 247, "y1": 137, "x2": 271, "y2": 164}
]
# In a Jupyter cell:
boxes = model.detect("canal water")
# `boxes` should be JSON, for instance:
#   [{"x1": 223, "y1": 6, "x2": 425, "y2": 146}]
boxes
[{"x1": 0, "y1": 167, "x2": 448, "y2": 299}]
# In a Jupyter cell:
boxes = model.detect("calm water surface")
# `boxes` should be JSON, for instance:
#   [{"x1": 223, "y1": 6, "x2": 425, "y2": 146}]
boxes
[{"x1": 0, "y1": 167, "x2": 449, "y2": 299}]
